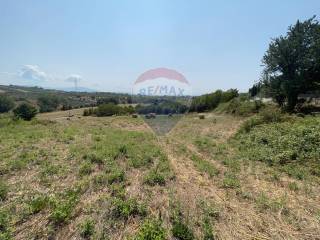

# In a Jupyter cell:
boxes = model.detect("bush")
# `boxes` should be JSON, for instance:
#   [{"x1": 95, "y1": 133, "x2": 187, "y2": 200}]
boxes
[
  {"x1": 0, "y1": 95, "x2": 14, "y2": 113},
  {"x1": 134, "y1": 219, "x2": 166, "y2": 240},
  {"x1": 259, "y1": 106, "x2": 283, "y2": 123},
  {"x1": 78, "y1": 218, "x2": 95, "y2": 239},
  {"x1": 37, "y1": 95, "x2": 60, "y2": 113},
  {"x1": 13, "y1": 103, "x2": 37, "y2": 121},
  {"x1": 225, "y1": 99, "x2": 264, "y2": 116},
  {"x1": 0, "y1": 180, "x2": 8, "y2": 201}
]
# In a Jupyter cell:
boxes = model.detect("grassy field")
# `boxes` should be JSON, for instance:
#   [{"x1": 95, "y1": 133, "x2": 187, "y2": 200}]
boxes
[{"x1": 0, "y1": 110, "x2": 319, "y2": 239}]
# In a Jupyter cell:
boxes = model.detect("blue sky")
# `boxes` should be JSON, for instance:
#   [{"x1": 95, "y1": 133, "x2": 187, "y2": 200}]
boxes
[{"x1": 0, "y1": 0, "x2": 319, "y2": 94}]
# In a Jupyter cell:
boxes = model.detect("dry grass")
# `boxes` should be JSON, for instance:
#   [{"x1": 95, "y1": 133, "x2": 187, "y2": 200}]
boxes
[{"x1": 0, "y1": 111, "x2": 319, "y2": 239}]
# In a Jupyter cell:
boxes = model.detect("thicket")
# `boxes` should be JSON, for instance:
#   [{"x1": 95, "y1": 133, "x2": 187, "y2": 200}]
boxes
[{"x1": 190, "y1": 89, "x2": 238, "y2": 112}]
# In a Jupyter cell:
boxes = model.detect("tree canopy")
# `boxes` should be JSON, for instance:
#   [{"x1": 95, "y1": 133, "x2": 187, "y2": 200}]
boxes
[{"x1": 260, "y1": 16, "x2": 320, "y2": 111}]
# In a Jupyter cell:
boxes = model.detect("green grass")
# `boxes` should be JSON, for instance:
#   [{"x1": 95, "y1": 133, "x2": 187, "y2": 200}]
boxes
[
  {"x1": 134, "y1": 219, "x2": 167, "y2": 240},
  {"x1": 191, "y1": 154, "x2": 219, "y2": 178},
  {"x1": 78, "y1": 218, "x2": 95, "y2": 239},
  {"x1": 222, "y1": 172, "x2": 240, "y2": 189},
  {"x1": 0, "y1": 210, "x2": 12, "y2": 240},
  {"x1": 0, "y1": 180, "x2": 8, "y2": 201},
  {"x1": 110, "y1": 197, "x2": 147, "y2": 220}
]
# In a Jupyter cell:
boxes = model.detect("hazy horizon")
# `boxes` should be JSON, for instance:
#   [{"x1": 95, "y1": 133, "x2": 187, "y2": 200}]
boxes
[{"x1": 0, "y1": 1, "x2": 319, "y2": 95}]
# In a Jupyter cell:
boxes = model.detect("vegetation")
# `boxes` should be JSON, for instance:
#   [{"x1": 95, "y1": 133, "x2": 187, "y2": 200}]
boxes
[
  {"x1": 235, "y1": 115, "x2": 320, "y2": 179},
  {"x1": 258, "y1": 17, "x2": 320, "y2": 111},
  {"x1": 13, "y1": 103, "x2": 37, "y2": 120},
  {"x1": 190, "y1": 89, "x2": 238, "y2": 112},
  {"x1": 78, "y1": 218, "x2": 95, "y2": 239},
  {"x1": 0, "y1": 95, "x2": 14, "y2": 113},
  {"x1": 136, "y1": 100, "x2": 188, "y2": 114},
  {"x1": 0, "y1": 16, "x2": 320, "y2": 240},
  {"x1": 134, "y1": 219, "x2": 167, "y2": 240},
  {"x1": 83, "y1": 103, "x2": 135, "y2": 117},
  {"x1": 38, "y1": 95, "x2": 61, "y2": 112}
]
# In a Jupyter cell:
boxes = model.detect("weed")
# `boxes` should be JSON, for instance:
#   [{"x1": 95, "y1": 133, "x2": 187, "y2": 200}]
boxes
[
  {"x1": 0, "y1": 210, "x2": 11, "y2": 240},
  {"x1": 110, "y1": 183, "x2": 126, "y2": 199},
  {"x1": 144, "y1": 170, "x2": 165, "y2": 186},
  {"x1": 170, "y1": 199, "x2": 194, "y2": 240},
  {"x1": 288, "y1": 182, "x2": 299, "y2": 192},
  {"x1": 28, "y1": 194, "x2": 48, "y2": 214},
  {"x1": 222, "y1": 172, "x2": 240, "y2": 189},
  {"x1": 172, "y1": 221, "x2": 194, "y2": 240},
  {"x1": 202, "y1": 218, "x2": 215, "y2": 240},
  {"x1": 134, "y1": 218, "x2": 167, "y2": 240},
  {"x1": 79, "y1": 161, "x2": 93, "y2": 176},
  {"x1": 255, "y1": 192, "x2": 288, "y2": 213},
  {"x1": 84, "y1": 153, "x2": 104, "y2": 165},
  {"x1": 92, "y1": 173, "x2": 108, "y2": 187},
  {"x1": 111, "y1": 197, "x2": 147, "y2": 220},
  {"x1": 49, "y1": 189, "x2": 80, "y2": 225},
  {"x1": 107, "y1": 168, "x2": 125, "y2": 184},
  {"x1": 0, "y1": 180, "x2": 8, "y2": 201},
  {"x1": 78, "y1": 218, "x2": 95, "y2": 239},
  {"x1": 191, "y1": 154, "x2": 219, "y2": 178}
]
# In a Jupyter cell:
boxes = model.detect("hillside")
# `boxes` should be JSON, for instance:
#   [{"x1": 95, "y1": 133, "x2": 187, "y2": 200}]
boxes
[{"x1": 0, "y1": 110, "x2": 319, "y2": 239}]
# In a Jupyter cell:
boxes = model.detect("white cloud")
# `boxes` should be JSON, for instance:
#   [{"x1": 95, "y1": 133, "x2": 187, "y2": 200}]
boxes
[{"x1": 19, "y1": 65, "x2": 47, "y2": 82}]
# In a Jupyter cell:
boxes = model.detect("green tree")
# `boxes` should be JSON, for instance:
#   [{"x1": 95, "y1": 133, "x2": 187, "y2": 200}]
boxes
[
  {"x1": 13, "y1": 103, "x2": 37, "y2": 121},
  {"x1": 0, "y1": 95, "x2": 15, "y2": 113},
  {"x1": 261, "y1": 16, "x2": 320, "y2": 111},
  {"x1": 38, "y1": 95, "x2": 60, "y2": 112}
]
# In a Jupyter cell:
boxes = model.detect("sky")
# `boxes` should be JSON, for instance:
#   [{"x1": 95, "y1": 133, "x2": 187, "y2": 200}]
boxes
[{"x1": 0, "y1": 0, "x2": 319, "y2": 95}]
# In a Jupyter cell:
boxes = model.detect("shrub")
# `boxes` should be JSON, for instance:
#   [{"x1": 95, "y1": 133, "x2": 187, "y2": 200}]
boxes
[
  {"x1": 0, "y1": 95, "x2": 14, "y2": 113},
  {"x1": 95, "y1": 103, "x2": 134, "y2": 117},
  {"x1": 78, "y1": 218, "x2": 95, "y2": 239},
  {"x1": 238, "y1": 116, "x2": 263, "y2": 133},
  {"x1": 226, "y1": 99, "x2": 264, "y2": 116},
  {"x1": 134, "y1": 219, "x2": 166, "y2": 240},
  {"x1": 0, "y1": 180, "x2": 8, "y2": 201},
  {"x1": 259, "y1": 106, "x2": 283, "y2": 123},
  {"x1": 37, "y1": 95, "x2": 60, "y2": 113},
  {"x1": 13, "y1": 103, "x2": 37, "y2": 121}
]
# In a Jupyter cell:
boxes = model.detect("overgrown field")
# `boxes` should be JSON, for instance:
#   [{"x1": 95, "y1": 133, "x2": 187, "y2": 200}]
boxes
[{"x1": 0, "y1": 111, "x2": 320, "y2": 239}]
